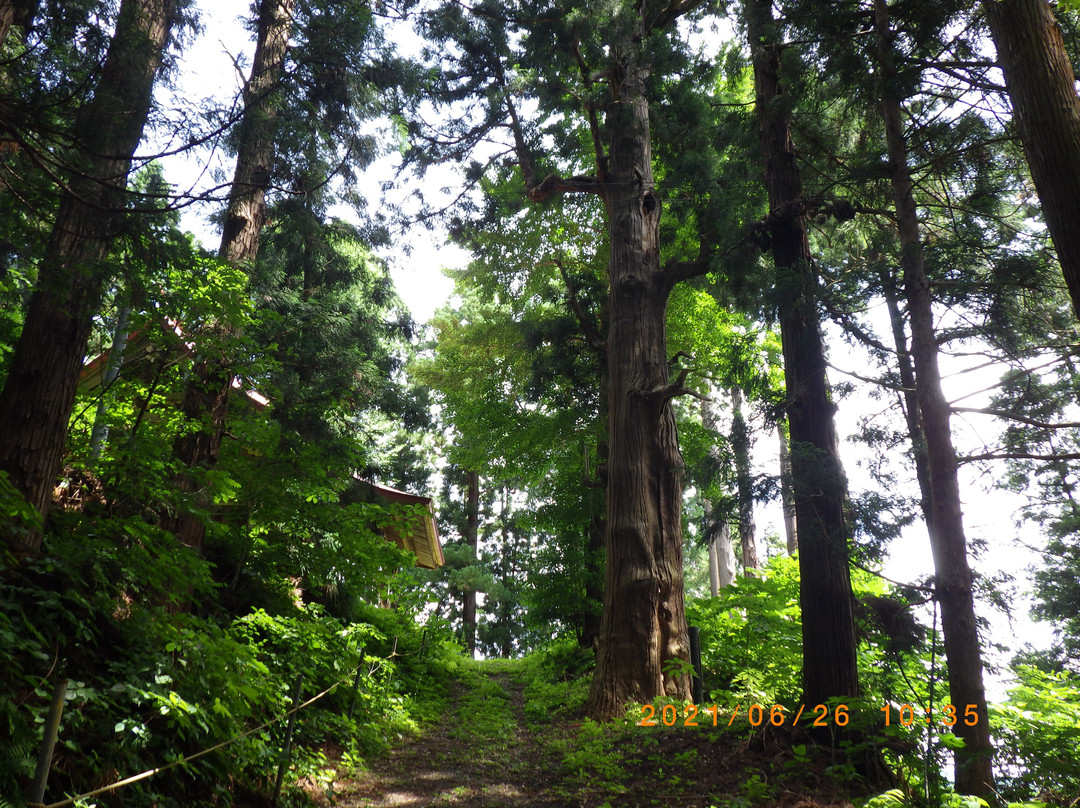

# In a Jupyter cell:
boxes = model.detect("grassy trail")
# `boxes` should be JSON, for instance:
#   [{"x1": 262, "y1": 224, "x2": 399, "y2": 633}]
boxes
[
  {"x1": 338, "y1": 659, "x2": 572, "y2": 807},
  {"x1": 333, "y1": 658, "x2": 877, "y2": 808}
]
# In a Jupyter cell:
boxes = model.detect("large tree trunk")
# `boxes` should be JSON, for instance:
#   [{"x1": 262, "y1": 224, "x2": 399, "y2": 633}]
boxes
[
  {"x1": 585, "y1": 18, "x2": 692, "y2": 720},
  {"x1": 731, "y1": 388, "x2": 758, "y2": 570},
  {"x1": 875, "y1": 2, "x2": 995, "y2": 795},
  {"x1": 743, "y1": 0, "x2": 860, "y2": 707},
  {"x1": 167, "y1": 0, "x2": 293, "y2": 555},
  {"x1": 983, "y1": 0, "x2": 1080, "y2": 323},
  {"x1": 0, "y1": 0, "x2": 175, "y2": 555},
  {"x1": 217, "y1": 0, "x2": 294, "y2": 267},
  {"x1": 463, "y1": 469, "x2": 479, "y2": 657}
]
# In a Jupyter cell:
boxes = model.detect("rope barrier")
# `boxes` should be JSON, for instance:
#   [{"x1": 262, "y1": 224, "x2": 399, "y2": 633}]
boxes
[{"x1": 30, "y1": 663, "x2": 364, "y2": 808}]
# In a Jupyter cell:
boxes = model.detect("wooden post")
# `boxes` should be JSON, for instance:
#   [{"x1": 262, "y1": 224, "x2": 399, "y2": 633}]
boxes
[{"x1": 29, "y1": 678, "x2": 68, "y2": 805}]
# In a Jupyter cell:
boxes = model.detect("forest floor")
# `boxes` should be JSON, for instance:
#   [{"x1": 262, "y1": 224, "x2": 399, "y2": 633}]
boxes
[{"x1": 328, "y1": 659, "x2": 883, "y2": 808}]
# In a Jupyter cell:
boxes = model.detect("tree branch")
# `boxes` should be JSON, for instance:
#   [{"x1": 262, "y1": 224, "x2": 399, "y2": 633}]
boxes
[
  {"x1": 822, "y1": 297, "x2": 896, "y2": 357},
  {"x1": 528, "y1": 172, "x2": 603, "y2": 201},
  {"x1": 647, "y1": 0, "x2": 708, "y2": 32},
  {"x1": 494, "y1": 51, "x2": 603, "y2": 203},
  {"x1": 664, "y1": 258, "x2": 709, "y2": 285},
  {"x1": 827, "y1": 361, "x2": 910, "y2": 394},
  {"x1": 960, "y1": 451, "x2": 1080, "y2": 464},
  {"x1": 554, "y1": 259, "x2": 607, "y2": 355},
  {"x1": 636, "y1": 367, "x2": 710, "y2": 406},
  {"x1": 572, "y1": 37, "x2": 607, "y2": 181},
  {"x1": 948, "y1": 349, "x2": 1080, "y2": 405},
  {"x1": 951, "y1": 407, "x2": 1080, "y2": 430}
]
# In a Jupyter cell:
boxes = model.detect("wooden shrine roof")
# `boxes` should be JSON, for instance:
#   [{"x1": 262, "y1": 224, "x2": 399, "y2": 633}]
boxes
[{"x1": 368, "y1": 482, "x2": 444, "y2": 570}]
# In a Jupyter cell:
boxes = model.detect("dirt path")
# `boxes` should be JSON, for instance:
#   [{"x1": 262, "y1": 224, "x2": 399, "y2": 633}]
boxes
[
  {"x1": 333, "y1": 660, "x2": 881, "y2": 808},
  {"x1": 337, "y1": 662, "x2": 574, "y2": 808}
]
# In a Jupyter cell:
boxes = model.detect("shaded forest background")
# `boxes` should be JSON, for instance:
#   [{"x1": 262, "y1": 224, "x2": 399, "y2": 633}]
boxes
[{"x1": 2, "y1": 0, "x2": 1080, "y2": 805}]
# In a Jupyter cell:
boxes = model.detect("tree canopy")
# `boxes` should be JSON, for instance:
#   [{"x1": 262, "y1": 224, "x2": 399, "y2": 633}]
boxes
[{"x1": 2, "y1": 0, "x2": 1080, "y2": 805}]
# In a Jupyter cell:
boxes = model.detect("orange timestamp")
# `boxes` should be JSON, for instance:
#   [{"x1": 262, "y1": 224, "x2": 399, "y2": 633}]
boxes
[{"x1": 638, "y1": 702, "x2": 982, "y2": 729}]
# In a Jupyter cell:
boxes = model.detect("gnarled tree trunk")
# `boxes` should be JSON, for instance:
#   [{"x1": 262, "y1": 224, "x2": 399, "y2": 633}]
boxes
[
  {"x1": 500, "y1": 4, "x2": 700, "y2": 719},
  {"x1": 584, "y1": 18, "x2": 693, "y2": 720},
  {"x1": 0, "y1": 0, "x2": 37, "y2": 51}
]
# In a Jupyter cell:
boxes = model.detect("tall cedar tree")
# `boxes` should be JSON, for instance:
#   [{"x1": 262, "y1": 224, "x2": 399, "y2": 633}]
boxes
[
  {"x1": 419, "y1": 0, "x2": 713, "y2": 716},
  {"x1": 529, "y1": 2, "x2": 705, "y2": 717},
  {"x1": 742, "y1": 0, "x2": 860, "y2": 706},
  {"x1": 167, "y1": 0, "x2": 293, "y2": 555},
  {"x1": 874, "y1": 0, "x2": 995, "y2": 793},
  {"x1": 0, "y1": 0, "x2": 178, "y2": 554},
  {"x1": 983, "y1": 0, "x2": 1080, "y2": 323}
]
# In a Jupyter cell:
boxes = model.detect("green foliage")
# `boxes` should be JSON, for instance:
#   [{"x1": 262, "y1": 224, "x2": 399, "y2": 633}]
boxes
[
  {"x1": 559, "y1": 719, "x2": 627, "y2": 786},
  {"x1": 5, "y1": 0, "x2": 1080, "y2": 802},
  {"x1": 412, "y1": 227, "x2": 606, "y2": 651},
  {"x1": 0, "y1": 100, "x2": 441, "y2": 808},
  {"x1": 445, "y1": 659, "x2": 519, "y2": 744},
  {"x1": 859, "y1": 788, "x2": 1055, "y2": 808},
  {"x1": 518, "y1": 638, "x2": 593, "y2": 724},
  {"x1": 0, "y1": 471, "x2": 42, "y2": 553},
  {"x1": 0, "y1": 534, "x2": 457, "y2": 806},
  {"x1": 689, "y1": 556, "x2": 804, "y2": 705},
  {"x1": 991, "y1": 665, "x2": 1080, "y2": 803}
]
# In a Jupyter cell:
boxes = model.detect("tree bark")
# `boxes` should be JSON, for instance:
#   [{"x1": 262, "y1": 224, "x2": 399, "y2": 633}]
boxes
[
  {"x1": 463, "y1": 469, "x2": 479, "y2": 658},
  {"x1": 875, "y1": 1, "x2": 995, "y2": 795},
  {"x1": 0, "y1": 0, "x2": 175, "y2": 555},
  {"x1": 581, "y1": 358, "x2": 608, "y2": 651},
  {"x1": 584, "y1": 13, "x2": 692, "y2": 719},
  {"x1": 0, "y1": 3, "x2": 12, "y2": 47},
  {"x1": 0, "y1": 0, "x2": 37, "y2": 50},
  {"x1": 777, "y1": 420, "x2": 797, "y2": 555},
  {"x1": 731, "y1": 388, "x2": 758, "y2": 570},
  {"x1": 167, "y1": 0, "x2": 293, "y2": 555},
  {"x1": 743, "y1": 0, "x2": 860, "y2": 707},
  {"x1": 983, "y1": 0, "x2": 1080, "y2": 323}
]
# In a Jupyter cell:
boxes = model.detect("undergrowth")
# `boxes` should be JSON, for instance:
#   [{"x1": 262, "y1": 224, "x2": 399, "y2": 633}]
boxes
[{"x1": 0, "y1": 533, "x2": 459, "y2": 808}]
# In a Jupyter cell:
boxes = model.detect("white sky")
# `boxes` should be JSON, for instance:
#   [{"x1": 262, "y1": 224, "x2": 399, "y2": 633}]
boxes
[{"x1": 159, "y1": 0, "x2": 1056, "y2": 694}]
